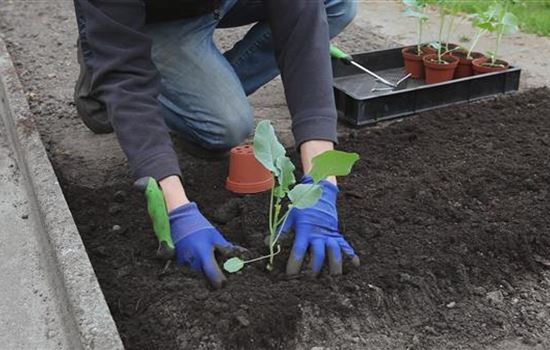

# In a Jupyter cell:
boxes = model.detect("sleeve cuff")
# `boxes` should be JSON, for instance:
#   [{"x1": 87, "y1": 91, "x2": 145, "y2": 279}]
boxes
[
  {"x1": 292, "y1": 115, "x2": 338, "y2": 149},
  {"x1": 131, "y1": 151, "x2": 182, "y2": 181}
]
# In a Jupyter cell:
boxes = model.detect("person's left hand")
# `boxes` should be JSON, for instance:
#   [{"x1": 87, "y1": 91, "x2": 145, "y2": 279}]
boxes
[
  {"x1": 169, "y1": 202, "x2": 245, "y2": 289},
  {"x1": 280, "y1": 176, "x2": 360, "y2": 276}
]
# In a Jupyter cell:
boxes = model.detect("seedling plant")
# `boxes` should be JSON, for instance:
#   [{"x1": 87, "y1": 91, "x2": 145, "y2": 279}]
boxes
[
  {"x1": 431, "y1": 0, "x2": 459, "y2": 63},
  {"x1": 224, "y1": 121, "x2": 359, "y2": 273},
  {"x1": 482, "y1": 1, "x2": 519, "y2": 67},
  {"x1": 403, "y1": 0, "x2": 430, "y2": 55},
  {"x1": 442, "y1": 1, "x2": 464, "y2": 52},
  {"x1": 463, "y1": 8, "x2": 496, "y2": 59}
]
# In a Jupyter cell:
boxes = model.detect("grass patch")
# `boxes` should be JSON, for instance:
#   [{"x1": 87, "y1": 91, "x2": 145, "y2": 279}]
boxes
[{"x1": 453, "y1": 0, "x2": 550, "y2": 36}]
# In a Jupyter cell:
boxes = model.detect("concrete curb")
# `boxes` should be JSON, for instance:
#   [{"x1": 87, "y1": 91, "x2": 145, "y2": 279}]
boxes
[{"x1": 0, "y1": 38, "x2": 124, "y2": 349}]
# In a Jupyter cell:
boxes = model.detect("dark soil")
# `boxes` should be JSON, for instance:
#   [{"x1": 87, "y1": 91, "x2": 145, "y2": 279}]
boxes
[{"x1": 59, "y1": 89, "x2": 550, "y2": 350}]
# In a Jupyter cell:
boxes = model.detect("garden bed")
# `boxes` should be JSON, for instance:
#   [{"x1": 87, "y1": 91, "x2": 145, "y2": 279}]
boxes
[{"x1": 60, "y1": 88, "x2": 550, "y2": 350}]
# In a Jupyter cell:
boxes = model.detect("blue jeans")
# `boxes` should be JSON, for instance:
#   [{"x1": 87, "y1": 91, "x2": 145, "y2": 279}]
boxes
[{"x1": 144, "y1": 0, "x2": 357, "y2": 150}]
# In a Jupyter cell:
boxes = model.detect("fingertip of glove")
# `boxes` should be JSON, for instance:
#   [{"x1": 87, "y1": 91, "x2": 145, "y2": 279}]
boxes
[
  {"x1": 351, "y1": 255, "x2": 360, "y2": 267},
  {"x1": 286, "y1": 259, "x2": 301, "y2": 276},
  {"x1": 211, "y1": 275, "x2": 228, "y2": 290}
]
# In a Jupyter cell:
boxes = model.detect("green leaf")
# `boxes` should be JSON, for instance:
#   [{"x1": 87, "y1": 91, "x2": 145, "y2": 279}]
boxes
[
  {"x1": 475, "y1": 21, "x2": 495, "y2": 31},
  {"x1": 274, "y1": 156, "x2": 296, "y2": 198},
  {"x1": 288, "y1": 184, "x2": 323, "y2": 209},
  {"x1": 501, "y1": 12, "x2": 519, "y2": 35},
  {"x1": 308, "y1": 150, "x2": 360, "y2": 183},
  {"x1": 223, "y1": 257, "x2": 245, "y2": 273},
  {"x1": 403, "y1": 7, "x2": 428, "y2": 20},
  {"x1": 253, "y1": 120, "x2": 286, "y2": 177},
  {"x1": 487, "y1": 3, "x2": 503, "y2": 19},
  {"x1": 430, "y1": 41, "x2": 442, "y2": 50}
]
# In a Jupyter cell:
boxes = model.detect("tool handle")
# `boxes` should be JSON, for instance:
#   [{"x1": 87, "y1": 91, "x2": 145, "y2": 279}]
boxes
[
  {"x1": 134, "y1": 177, "x2": 175, "y2": 259},
  {"x1": 330, "y1": 45, "x2": 352, "y2": 64}
]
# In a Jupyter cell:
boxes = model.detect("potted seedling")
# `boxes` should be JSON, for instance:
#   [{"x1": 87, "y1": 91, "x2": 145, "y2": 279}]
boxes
[
  {"x1": 472, "y1": 2, "x2": 519, "y2": 74},
  {"x1": 422, "y1": 0, "x2": 459, "y2": 84},
  {"x1": 402, "y1": 0, "x2": 431, "y2": 79},
  {"x1": 424, "y1": 0, "x2": 461, "y2": 55},
  {"x1": 422, "y1": 1, "x2": 461, "y2": 56},
  {"x1": 442, "y1": 2, "x2": 461, "y2": 53},
  {"x1": 451, "y1": 9, "x2": 496, "y2": 78},
  {"x1": 223, "y1": 121, "x2": 359, "y2": 273}
]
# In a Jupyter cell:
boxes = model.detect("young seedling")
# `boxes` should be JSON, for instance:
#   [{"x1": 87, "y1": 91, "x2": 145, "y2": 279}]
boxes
[
  {"x1": 464, "y1": 9, "x2": 495, "y2": 59},
  {"x1": 223, "y1": 121, "x2": 359, "y2": 274},
  {"x1": 443, "y1": 1, "x2": 463, "y2": 52},
  {"x1": 483, "y1": 2, "x2": 519, "y2": 66},
  {"x1": 432, "y1": 0, "x2": 453, "y2": 62},
  {"x1": 403, "y1": 0, "x2": 430, "y2": 55}
]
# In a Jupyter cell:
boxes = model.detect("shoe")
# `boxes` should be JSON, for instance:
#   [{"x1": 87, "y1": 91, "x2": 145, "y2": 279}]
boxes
[{"x1": 74, "y1": 39, "x2": 113, "y2": 134}]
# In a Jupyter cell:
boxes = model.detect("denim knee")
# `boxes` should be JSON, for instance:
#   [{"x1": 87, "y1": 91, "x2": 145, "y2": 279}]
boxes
[
  {"x1": 197, "y1": 100, "x2": 254, "y2": 150},
  {"x1": 215, "y1": 108, "x2": 254, "y2": 150},
  {"x1": 159, "y1": 94, "x2": 254, "y2": 150},
  {"x1": 327, "y1": 0, "x2": 357, "y2": 36}
]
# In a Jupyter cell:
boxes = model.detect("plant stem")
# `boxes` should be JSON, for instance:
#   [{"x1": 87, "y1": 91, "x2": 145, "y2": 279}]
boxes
[
  {"x1": 494, "y1": 26, "x2": 504, "y2": 65},
  {"x1": 245, "y1": 245, "x2": 282, "y2": 265},
  {"x1": 417, "y1": 9, "x2": 423, "y2": 54},
  {"x1": 268, "y1": 201, "x2": 282, "y2": 268},
  {"x1": 271, "y1": 209, "x2": 292, "y2": 250},
  {"x1": 493, "y1": 2, "x2": 510, "y2": 65},
  {"x1": 268, "y1": 186, "x2": 274, "y2": 232},
  {"x1": 438, "y1": 8, "x2": 446, "y2": 61},
  {"x1": 467, "y1": 29, "x2": 485, "y2": 59},
  {"x1": 445, "y1": 15, "x2": 455, "y2": 51}
]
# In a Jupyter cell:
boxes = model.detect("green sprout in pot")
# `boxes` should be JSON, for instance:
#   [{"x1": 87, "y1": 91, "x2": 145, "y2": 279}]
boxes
[
  {"x1": 482, "y1": 1, "x2": 519, "y2": 67},
  {"x1": 403, "y1": 0, "x2": 431, "y2": 55},
  {"x1": 223, "y1": 120, "x2": 359, "y2": 274},
  {"x1": 431, "y1": 0, "x2": 456, "y2": 63},
  {"x1": 464, "y1": 7, "x2": 498, "y2": 60},
  {"x1": 442, "y1": 1, "x2": 463, "y2": 53}
]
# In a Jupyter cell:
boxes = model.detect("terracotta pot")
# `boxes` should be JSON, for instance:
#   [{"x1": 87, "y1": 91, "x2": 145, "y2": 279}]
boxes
[
  {"x1": 225, "y1": 144, "x2": 274, "y2": 194},
  {"x1": 424, "y1": 42, "x2": 460, "y2": 56},
  {"x1": 402, "y1": 46, "x2": 427, "y2": 79},
  {"x1": 451, "y1": 51, "x2": 485, "y2": 78},
  {"x1": 472, "y1": 57, "x2": 510, "y2": 75},
  {"x1": 422, "y1": 54, "x2": 459, "y2": 84}
]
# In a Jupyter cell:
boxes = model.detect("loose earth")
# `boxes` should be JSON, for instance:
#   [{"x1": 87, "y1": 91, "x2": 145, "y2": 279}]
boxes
[{"x1": 60, "y1": 88, "x2": 550, "y2": 350}]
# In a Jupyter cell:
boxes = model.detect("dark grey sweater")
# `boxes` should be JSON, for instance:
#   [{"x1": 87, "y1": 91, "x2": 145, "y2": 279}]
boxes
[{"x1": 74, "y1": 0, "x2": 337, "y2": 181}]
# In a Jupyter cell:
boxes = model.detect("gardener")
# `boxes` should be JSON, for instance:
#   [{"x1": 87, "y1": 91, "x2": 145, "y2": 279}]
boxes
[{"x1": 73, "y1": 0, "x2": 360, "y2": 289}]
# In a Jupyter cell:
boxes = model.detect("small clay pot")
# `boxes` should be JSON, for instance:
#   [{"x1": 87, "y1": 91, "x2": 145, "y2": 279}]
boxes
[
  {"x1": 472, "y1": 57, "x2": 510, "y2": 75},
  {"x1": 402, "y1": 46, "x2": 427, "y2": 79},
  {"x1": 422, "y1": 54, "x2": 459, "y2": 84},
  {"x1": 225, "y1": 144, "x2": 274, "y2": 194},
  {"x1": 451, "y1": 51, "x2": 485, "y2": 78}
]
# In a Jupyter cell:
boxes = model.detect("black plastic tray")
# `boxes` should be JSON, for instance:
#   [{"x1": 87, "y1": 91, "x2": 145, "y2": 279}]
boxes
[{"x1": 332, "y1": 46, "x2": 521, "y2": 126}]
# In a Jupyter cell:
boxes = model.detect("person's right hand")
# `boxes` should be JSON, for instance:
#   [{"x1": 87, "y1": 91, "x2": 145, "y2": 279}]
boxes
[
  {"x1": 280, "y1": 176, "x2": 360, "y2": 276},
  {"x1": 169, "y1": 202, "x2": 243, "y2": 289}
]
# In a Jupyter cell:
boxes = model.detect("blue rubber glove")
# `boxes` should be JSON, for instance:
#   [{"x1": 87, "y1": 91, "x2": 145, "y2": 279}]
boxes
[
  {"x1": 169, "y1": 202, "x2": 242, "y2": 289},
  {"x1": 281, "y1": 176, "x2": 360, "y2": 276}
]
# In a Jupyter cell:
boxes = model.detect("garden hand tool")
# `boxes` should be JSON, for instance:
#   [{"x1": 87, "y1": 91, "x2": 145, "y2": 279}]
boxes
[
  {"x1": 134, "y1": 177, "x2": 175, "y2": 260},
  {"x1": 330, "y1": 45, "x2": 411, "y2": 90},
  {"x1": 169, "y1": 202, "x2": 246, "y2": 289},
  {"x1": 280, "y1": 176, "x2": 360, "y2": 276}
]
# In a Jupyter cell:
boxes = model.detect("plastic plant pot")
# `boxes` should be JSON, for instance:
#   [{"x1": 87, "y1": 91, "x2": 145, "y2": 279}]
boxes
[
  {"x1": 225, "y1": 144, "x2": 274, "y2": 194},
  {"x1": 423, "y1": 54, "x2": 459, "y2": 84},
  {"x1": 451, "y1": 51, "x2": 485, "y2": 79},
  {"x1": 472, "y1": 57, "x2": 510, "y2": 75},
  {"x1": 402, "y1": 46, "x2": 426, "y2": 79}
]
